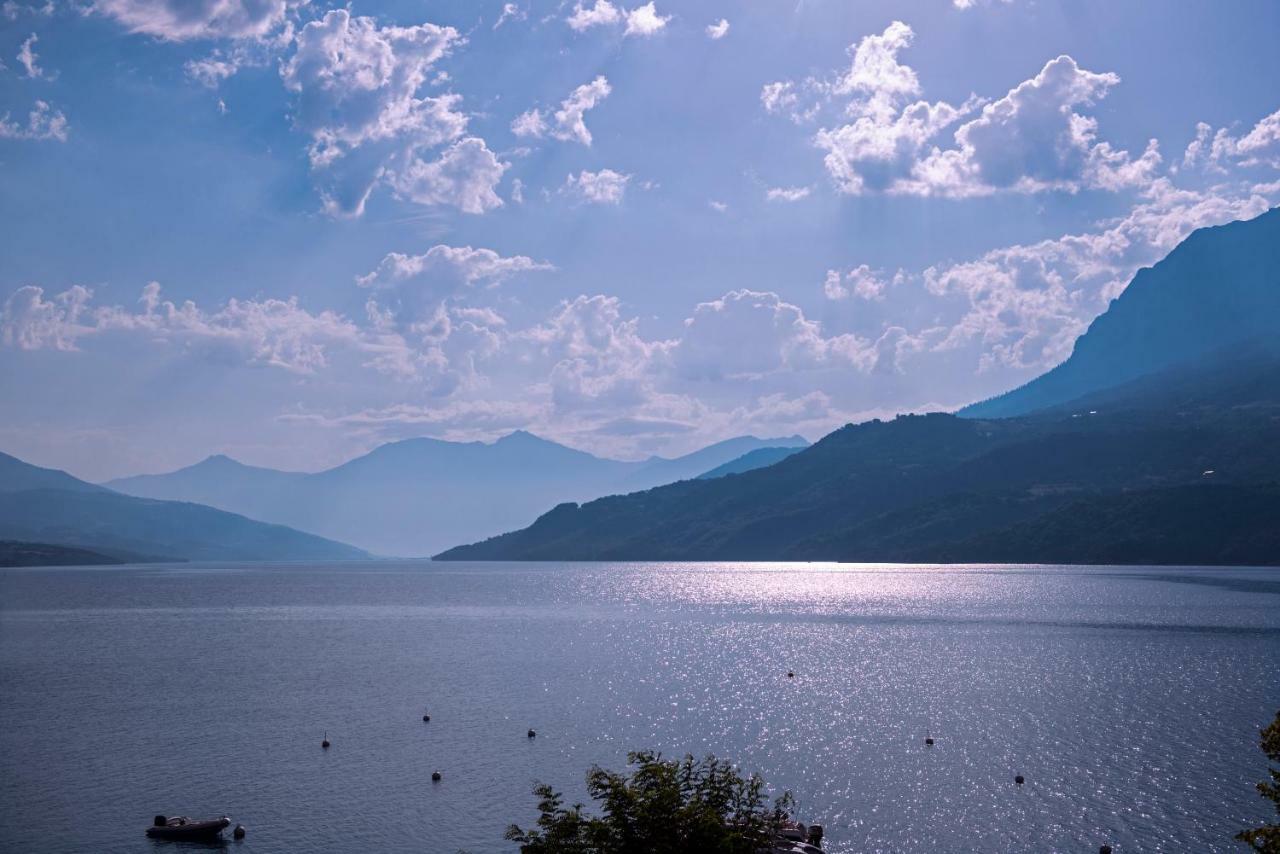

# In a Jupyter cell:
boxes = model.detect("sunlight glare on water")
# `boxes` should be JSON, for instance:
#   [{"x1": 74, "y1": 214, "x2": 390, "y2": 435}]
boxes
[{"x1": 1, "y1": 561, "x2": 1277, "y2": 853}]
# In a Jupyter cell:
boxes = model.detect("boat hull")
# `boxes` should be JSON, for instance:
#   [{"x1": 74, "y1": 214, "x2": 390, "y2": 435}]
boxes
[{"x1": 145, "y1": 817, "x2": 231, "y2": 840}]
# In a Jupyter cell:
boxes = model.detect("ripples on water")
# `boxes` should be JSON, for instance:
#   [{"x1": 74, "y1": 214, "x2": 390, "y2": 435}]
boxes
[{"x1": 1, "y1": 562, "x2": 1277, "y2": 852}]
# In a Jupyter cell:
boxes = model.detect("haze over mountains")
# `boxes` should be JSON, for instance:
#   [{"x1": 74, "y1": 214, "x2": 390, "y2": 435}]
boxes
[
  {"x1": 438, "y1": 208, "x2": 1280, "y2": 566},
  {"x1": 106, "y1": 433, "x2": 809, "y2": 557},
  {"x1": 0, "y1": 452, "x2": 368, "y2": 563}
]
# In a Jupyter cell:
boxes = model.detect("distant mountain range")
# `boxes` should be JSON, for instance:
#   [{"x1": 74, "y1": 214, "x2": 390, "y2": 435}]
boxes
[
  {"x1": 437, "y1": 208, "x2": 1280, "y2": 566},
  {"x1": 105, "y1": 433, "x2": 809, "y2": 557},
  {"x1": 0, "y1": 452, "x2": 368, "y2": 563}
]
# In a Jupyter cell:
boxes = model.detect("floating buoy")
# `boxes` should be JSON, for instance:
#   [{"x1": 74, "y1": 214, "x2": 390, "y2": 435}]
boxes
[
  {"x1": 1099, "y1": 846, "x2": 1112, "y2": 854},
  {"x1": 431, "y1": 771, "x2": 442, "y2": 782},
  {"x1": 925, "y1": 737, "x2": 934, "y2": 746},
  {"x1": 322, "y1": 731, "x2": 330, "y2": 749},
  {"x1": 1015, "y1": 775, "x2": 1024, "y2": 785},
  {"x1": 527, "y1": 729, "x2": 536, "y2": 738},
  {"x1": 787, "y1": 671, "x2": 794, "y2": 679},
  {"x1": 233, "y1": 824, "x2": 246, "y2": 840},
  {"x1": 423, "y1": 714, "x2": 431, "y2": 722}
]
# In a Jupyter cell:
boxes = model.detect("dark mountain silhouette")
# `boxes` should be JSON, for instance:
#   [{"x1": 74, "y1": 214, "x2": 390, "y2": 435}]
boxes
[
  {"x1": 0, "y1": 540, "x2": 161, "y2": 567},
  {"x1": 0, "y1": 451, "x2": 367, "y2": 562},
  {"x1": 106, "y1": 432, "x2": 808, "y2": 557},
  {"x1": 436, "y1": 349, "x2": 1280, "y2": 565},
  {"x1": 962, "y1": 207, "x2": 1280, "y2": 418}
]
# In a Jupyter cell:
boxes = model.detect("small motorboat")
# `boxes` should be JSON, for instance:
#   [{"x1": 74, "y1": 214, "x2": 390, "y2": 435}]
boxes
[{"x1": 145, "y1": 815, "x2": 232, "y2": 840}]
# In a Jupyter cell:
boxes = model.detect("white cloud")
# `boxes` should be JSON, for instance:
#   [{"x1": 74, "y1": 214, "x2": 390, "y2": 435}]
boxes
[
  {"x1": 553, "y1": 75, "x2": 612, "y2": 145},
  {"x1": 672, "y1": 289, "x2": 874, "y2": 380},
  {"x1": 2, "y1": 282, "x2": 365, "y2": 373},
  {"x1": 510, "y1": 108, "x2": 547, "y2": 138},
  {"x1": 511, "y1": 77, "x2": 612, "y2": 146},
  {"x1": 0, "y1": 99, "x2": 68, "y2": 141},
  {"x1": 279, "y1": 10, "x2": 508, "y2": 217},
  {"x1": 566, "y1": 0, "x2": 622, "y2": 31},
  {"x1": 766, "y1": 185, "x2": 811, "y2": 202},
  {"x1": 824, "y1": 265, "x2": 900, "y2": 301},
  {"x1": 493, "y1": 3, "x2": 524, "y2": 30},
  {"x1": 566, "y1": 0, "x2": 668, "y2": 37},
  {"x1": 282, "y1": 11, "x2": 463, "y2": 164},
  {"x1": 903, "y1": 55, "x2": 1160, "y2": 197},
  {"x1": 357, "y1": 245, "x2": 553, "y2": 293},
  {"x1": 709, "y1": 200, "x2": 728, "y2": 212},
  {"x1": 1183, "y1": 107, "x2": 1280, "y2": 172},
  {"x1": 624, "y1": 2, "x2": 669, "y2": 36},
  {"x1": 388, "y1": 137, "x2": 508, "y2": 215},
  {"x1": 772, "y1": 22, "x2": 1157, "y2": 198},
  {"x1": 90, "y1": 0, "x2": 289, "y2": 40},
  {"x1": 706, "y1": 18, "x2": 729, "y2": 40},
  {"x1": 565, "y1": 168, "x2": 631, "y2": 204},
  {"x1": 923, "y1": 178, "x2": 1277, "y2": 370},
  {"x1": 17, "y1": 32, "x2": 44, "y2": 79}
]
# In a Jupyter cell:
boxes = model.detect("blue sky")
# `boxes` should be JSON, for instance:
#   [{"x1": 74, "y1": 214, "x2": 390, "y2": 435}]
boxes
[{"x1": 2, "y1": 0, "x2": 1279, "y2": 480}]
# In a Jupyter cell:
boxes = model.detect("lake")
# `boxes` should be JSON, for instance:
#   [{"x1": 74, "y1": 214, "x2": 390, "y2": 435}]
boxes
[{"x1": 1, "y1": 562, "x2": 1278, "y2": 852}]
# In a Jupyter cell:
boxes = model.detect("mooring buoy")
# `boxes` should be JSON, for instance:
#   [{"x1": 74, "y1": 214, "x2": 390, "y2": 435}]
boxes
[
  {"x1": 233, "y1": 824, "x2": 246, "y2": 840},
  {"x1": 1015, "y1": 775, "x2": 1024, "y2": 785},
  {"x1": 322, "y1": 731, "x2": 330, "y2": 749},
  {"x1": 527, "y1": 729, "x2": 536, "y2": 738},
  {"x1": 431, "y1": 771, "x2": 442, "y2": 782},
  {"x1": 423, "y1": 714, "x2": 430, "y2": 722},
  {"x1": 925, "y1": 737, "x2": 934, "y2": 746}
]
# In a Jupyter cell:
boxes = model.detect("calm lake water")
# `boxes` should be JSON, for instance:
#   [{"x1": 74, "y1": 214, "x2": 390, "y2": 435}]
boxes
[{"x1": 1, "y1": 561, "x2": 1278, "y2": 853}]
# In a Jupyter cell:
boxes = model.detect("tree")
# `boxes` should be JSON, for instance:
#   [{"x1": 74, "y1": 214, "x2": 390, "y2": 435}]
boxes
[
  {"x1": 505, "y1": 751, "x2": 797, "y2": 854},
  {"x1": 1239, "y1": 710, "x2": 1280, "y2": 853}
]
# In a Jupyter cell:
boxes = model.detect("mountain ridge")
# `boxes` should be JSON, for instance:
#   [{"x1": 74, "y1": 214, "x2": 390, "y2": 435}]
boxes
[{"x1": 105, "y1": 431, "x2": 810, "y2": 556}]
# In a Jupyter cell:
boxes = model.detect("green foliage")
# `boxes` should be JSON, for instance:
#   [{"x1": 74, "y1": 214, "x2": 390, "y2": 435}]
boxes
[
  {"x1": 505, "y1": 751, "x2": 795, "y2": 854},
  {"x1": 1238, "y1": 711, "x2": 1280, "y2": 852}
]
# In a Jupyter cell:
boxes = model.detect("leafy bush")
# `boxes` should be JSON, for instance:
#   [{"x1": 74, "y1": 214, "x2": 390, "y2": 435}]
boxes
[
  {"x1": 505, "y1": 751, "x2": 796, "y2": 853},
  {"x1": 1238, "y1": 710, "x2": 1280, "y2": 852}
]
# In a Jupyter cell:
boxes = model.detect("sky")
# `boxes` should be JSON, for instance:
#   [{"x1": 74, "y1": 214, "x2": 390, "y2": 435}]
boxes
[{"x1": 1, "y1": 0, "x2": 1279, "y2": 481}]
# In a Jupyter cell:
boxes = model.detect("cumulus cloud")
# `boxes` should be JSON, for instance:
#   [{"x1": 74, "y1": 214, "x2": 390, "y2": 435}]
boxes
[
  {"x1": 2, "y1": 282, "x2": 365, "y2": 373},
  {"x1": 387, "y1": 137, "x2": 508, "y2": 215},
  {"x1": 902, "y1": 55, "x2": 1161, "y2": 197},
  {"x1": 706, "y1": 18, "x2": 729, "y2": 39},
  {"x1": 672, "y1": 290, "x2": 875, "y2": 380},
  {"x1": 90, "y1": 0, "x2": 289, "y2": 40},
  {"x1": 566, "y1": 0, "x2": 621, "y2": 31},
  {"x1": 624, "y1": 2, "x2": 669, "y2": 36},
  {"x1": 824, "y1": 265, "x2": 900, "y2": 301},
  {"x1": 277, "y1": 10, "x2": 505, "y2": 217},
  {"x1": 1182, "y1": 107, "x2": 1280, "y2": 172},
  {"x1": 923, "y1": 178, "x2": 1276, "y2": 370},
  {"x1": 566, "y1": 0, "x2": 668, "y2": 37},
  {"x1": 770, "y1": 22, "x2": 1157, "y2": 198},
  {"x1": 511, "y1": 76, "x2": 612, "y2": 147},
  {"x1": 0, "y1": 99, "x2": 68, "y2": 141},
  {"x1": 565, "y1": 168, "x2": 631, "y2": 204}
]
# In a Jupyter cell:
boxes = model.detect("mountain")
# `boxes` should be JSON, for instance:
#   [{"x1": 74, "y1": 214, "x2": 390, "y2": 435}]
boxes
[
  {"x1": 962, "y1": 207, "x2": 1280, "y2": 418},
  {"x1": 620, "y1": 435, "x2": 808, "y2": 489},
  {"x1": 435, "y1": 349, "x2": 1280, "y2": 565},
  {"x1": 106, "y1": 432, "x2": 807, "y2": 557},
  {"x1": 0, "y1": 540, "x2": 146, "y2": 567},
  {"x1": 0, "y1": 451, "x2": 368, "y2": 562},
  {"x1": 697, "y1": 446, "x2": 806, "y2": 480}
]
